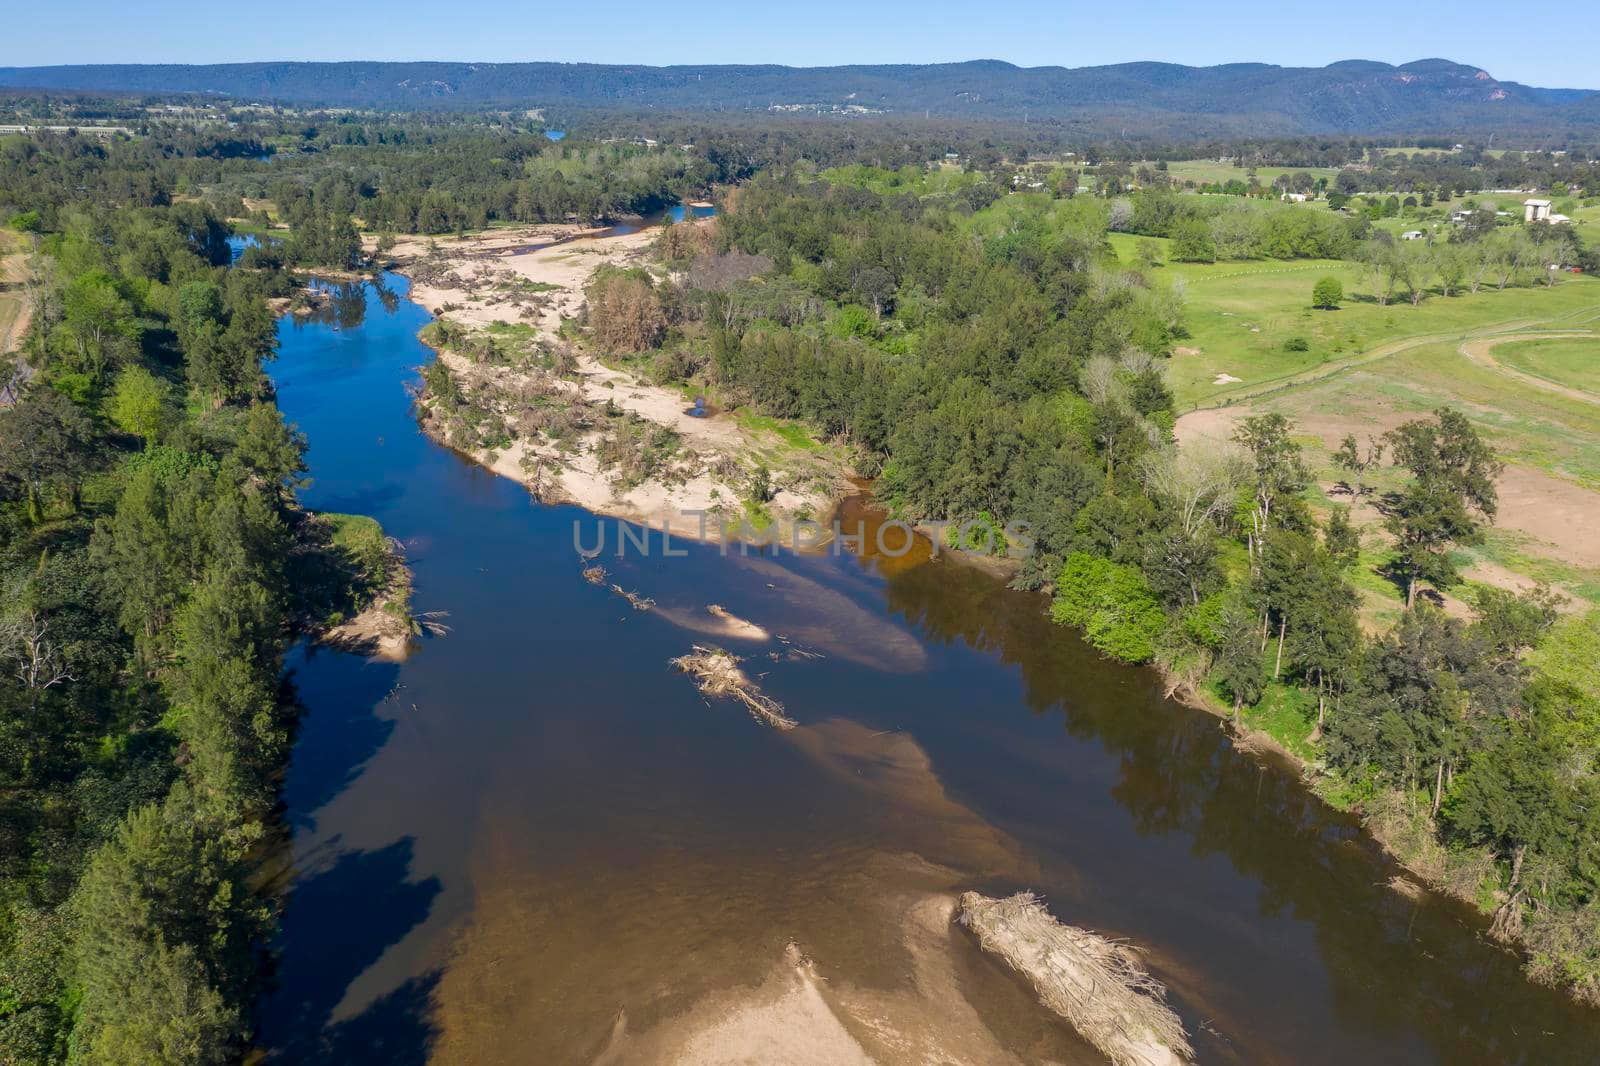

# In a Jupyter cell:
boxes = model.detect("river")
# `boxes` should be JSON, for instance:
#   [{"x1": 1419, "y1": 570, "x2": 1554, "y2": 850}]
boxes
[{"x1": 253, "y1": 271, "x2": 1600, "y2": 1064}]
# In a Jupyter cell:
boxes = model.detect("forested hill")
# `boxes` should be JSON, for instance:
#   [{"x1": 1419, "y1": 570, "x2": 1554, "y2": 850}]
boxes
[{"x1": 2, "y1": 58, "x2": 1597, "y2": 135}]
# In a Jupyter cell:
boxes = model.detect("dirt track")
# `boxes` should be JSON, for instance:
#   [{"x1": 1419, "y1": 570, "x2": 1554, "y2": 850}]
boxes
[
  {"x1": 1456, "y1": 330, "x2": 1599, "y2": 407},
  {"x1": 0, "y1": 236, "x2": 33, "y2": 357}
]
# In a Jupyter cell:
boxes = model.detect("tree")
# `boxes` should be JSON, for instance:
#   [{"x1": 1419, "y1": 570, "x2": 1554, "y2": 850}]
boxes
[
  {"x1": 57, "y1": 272, "x2": 141, "y2": 382},
  {"x1": 1138, "y1": 443, "x2": 1249, "y2": 540},
  {"x1": 109, "y1": 366, "x2": 173, "y2": 447},
  {"x1": 1258, "y1": 527, "x2": 1360, "y2": 728},
  {"x1": 1311, "y1": 276, "x2": 1343, "y2": 309},
  {"x1": 1215, "y1": 602, "x2": 1265, "y2": 722},
  {"x1": 0, "y1": 389, "x2": 97, "y2": 522},
  {"x1": 1169, "y1": 219, "x2": 1216, "y2": 263},
  {"x1": 1232, "y1": 413, "x2": 1309, "y2": 567},
  {"x1": 1142, "y1": 522, "x2": 1221, "y2": 607},
  {"x1": 747, "y1": 462, "x2": 774, "y2": 504},
  {"x1": 1333, "y1": 433, "x2": 1384, "y2": 500},
  {"x1": 1050, "y1": 552, "x2": 1166, "y2": 663},
  {"x1": 167, "y1": 565, "x2": 285, "y2": 815},
  {"x1": 1400, "y1": 240, "x2": 1436, "y2": 306},
  {"x1": 1381, "y1": 409, "x2": 1502, "y2": 608},
  {"x1": 69, "y1": 802, "x2": 258, "y2": 1065},
  {"x1": 1323, "y1": 506, "x2": 1361, "y2": 569},
  {"x1": 0, "y1": 574, "x2": 75, "y2": 716},
  {"x1": 73, "y1": 938, "x2": 236, "y2": 1066},
  {"x1": 92, "y1": 464, "x2": 197, "y2": 661},
  {"x1": 233, "y1": 402, "x2": 307, "y2": 495},
  {"x1": 1435, "y1": 245, "x2": 1468, "y2": 297},
  {"x1": 1326, "y1": 606, "x2": 1477, "y2": 814},
  {"x1": 585, "y1": 268, "x2": 665, "y2": 352}
]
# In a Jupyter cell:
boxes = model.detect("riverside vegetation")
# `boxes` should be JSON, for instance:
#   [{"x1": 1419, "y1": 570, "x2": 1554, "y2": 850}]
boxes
[
  {"x1": 0, "y1": 132, "x2": 400, "y2": 1060},
  {"x1": 4, "y1": 96, "x2": 1600, "y2": 1063}
]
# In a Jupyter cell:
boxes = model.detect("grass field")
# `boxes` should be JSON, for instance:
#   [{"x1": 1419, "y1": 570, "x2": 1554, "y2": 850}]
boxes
[
  {"x1": 1565, "y1": 198, "x2": 1600, "y2": 250},
  {"x1": 1259, "y1": 338, "x2": 1600, "y2": 487},
  {"x1": 1106, "y1": 231, "x2": 1600, "y2": 410},
  {"x1": 1187, "y1": 339, "x2": 1600, "y2": 615},
  {"x1": 1162, "y1": 159, "x2": 1339, "y2": 188},
  {"x1": 1150, "y1": 223, "x2": 1600, "y2": 617},
  {"x1": 1494, "y1": 336, "x2": 1600, "y2": 394}
]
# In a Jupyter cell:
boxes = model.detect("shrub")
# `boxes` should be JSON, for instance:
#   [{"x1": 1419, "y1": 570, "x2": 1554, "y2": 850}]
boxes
[
  {"x1": 1312, "y1": 276, "x2": 1344, "y2": 309},
  {"x1": 945, "y1": 511, "x2": 1009, "y2": 556},
  {"x1": 1050, "y1": 552, "x2": 1166, "y2": 662}
]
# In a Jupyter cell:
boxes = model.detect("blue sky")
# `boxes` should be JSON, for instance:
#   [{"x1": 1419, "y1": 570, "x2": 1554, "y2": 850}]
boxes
[{"x1": 7, "y1": 0, "x2": 1598, "y2": 89}]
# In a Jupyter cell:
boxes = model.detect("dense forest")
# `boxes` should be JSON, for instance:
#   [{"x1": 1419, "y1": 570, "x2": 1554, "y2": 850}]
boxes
[{"x1": 0, "y1": 131, "x2": 385, "y2": 1060}]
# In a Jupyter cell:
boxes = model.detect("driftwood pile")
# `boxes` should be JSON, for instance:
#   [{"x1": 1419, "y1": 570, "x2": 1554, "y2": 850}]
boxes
[
  {"x1": 671, "y1": 645, "x2": 795, "y2": 730},
  {"x1": 957, "y1": 892, "x2": 1193, "y2": 1066},
  {"x1": 610, "y1": 584, "x2": 655, "y2": 611}
]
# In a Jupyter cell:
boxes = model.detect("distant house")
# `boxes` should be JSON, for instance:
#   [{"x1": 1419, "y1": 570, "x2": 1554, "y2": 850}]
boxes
[
  {"x1": 1549, "y1": 214, "x2": 1573, "y2": 225},
  {"x1": 1281, "y1": 192, "x2": 1308, "y2": 203},
  {"x1": 1525, "y1": 198, "x2": 1553, "y2": 223},
  {"x1": 1400, "y1": 230, "x2": 1425, "y2": 241},
  {"x1": 1449, "y1": 209, "x2": 1474, "y2": 224}
]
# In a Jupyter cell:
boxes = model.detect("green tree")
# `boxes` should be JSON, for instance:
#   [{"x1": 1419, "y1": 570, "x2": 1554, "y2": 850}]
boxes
[
  {"x1": 1323, "y1": 506, "x2": 1361, "y2": 569},
  {"x1": 0, "y1": 389, "x2": 97, "y2": 522},
  {"x1": 747, "y1": 463, "x2": 774, "y2": 504},
  {"x1": 1381, "y1": 408, "x2": 1502, "y2": 608},
  {"x1": 1050, "y1": 551, "x2": 1166, "y2": 663},
  {"x1": 92, "y1": 464, "x2": 205, "y2": 661},
  {"x1": 1169, "y1": 219, "x2": 1216, "y2": 263},
  {"x1": 1327, "y1": 606, "x2": 1476, "y2": 813},
  {"x1": 109, "y1": 366, "x2": 173, "y2": 447},
  {"x1": 1333, "y1": 433, "x2": 1384, "y2": 500},
  {"x1": 69, "y1": 802, "x2": 261, "y2": 1065},
  {"x1": 1311, "y1": 276, "x2": 1343, "y2": 309},
  {"x1": 1233, "y1": 413, "x2": 1309, "y2": 567},
  {"x1": 233, "y1": 403, "x2": 308, "y2": 495},
  {"x1": 166, "y1": 566, "x2": 284, "y2": 815},
  {"x1": 1445, "y1": 675, "x2": 1600, "y2": 942},
  {"x1": 1215, "y1": 601, "x2": 1265, "y2": 722},
  {"x1": 57, "y1": 272, "x2": 141, "y2": 382}
]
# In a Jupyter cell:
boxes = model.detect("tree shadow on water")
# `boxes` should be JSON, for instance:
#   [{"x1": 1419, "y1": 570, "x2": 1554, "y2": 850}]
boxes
[
  {"x1": 258, "y1": 837, "x2": 443, "y2": 1064},
  {"x1": 283, "y1": 647, "x2": 402, "y2": 832}
]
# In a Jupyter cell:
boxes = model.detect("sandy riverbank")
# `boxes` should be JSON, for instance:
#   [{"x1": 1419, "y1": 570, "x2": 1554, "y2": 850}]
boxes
[{"x1": 377, "y1": 222, "x2": 850, "y2": 543}]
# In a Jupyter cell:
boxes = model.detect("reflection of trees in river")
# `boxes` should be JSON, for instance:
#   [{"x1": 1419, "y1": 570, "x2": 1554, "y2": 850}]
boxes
[
  {"x1": 293, "y1": 281, "x2": 375, "y2": 332},
  {"x1": 871, "y1": 554, "x2": 1600, "y2": 1065}
]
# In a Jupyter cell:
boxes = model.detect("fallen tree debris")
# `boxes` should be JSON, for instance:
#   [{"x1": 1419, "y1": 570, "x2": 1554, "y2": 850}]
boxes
[
  {"x1": 956, "y1": 891, "x2": 1193, "y2": 1066},
  {"x1": 610, "y1": 584, "x2": 655, "y2": 611},
  {"x1": 671, "y1": 644, "x2": 796, "y2": 730}
]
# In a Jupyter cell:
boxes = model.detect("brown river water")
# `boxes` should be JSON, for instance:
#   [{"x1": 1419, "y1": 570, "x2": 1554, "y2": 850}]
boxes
[{"x1": 252, "y1": 272, "x2": 1600, "y2": 1064}]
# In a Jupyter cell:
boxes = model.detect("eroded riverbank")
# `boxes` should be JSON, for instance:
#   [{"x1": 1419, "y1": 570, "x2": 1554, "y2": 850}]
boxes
[{"x1": 379, "y1": 220, "x2": 848, "y2": 545}]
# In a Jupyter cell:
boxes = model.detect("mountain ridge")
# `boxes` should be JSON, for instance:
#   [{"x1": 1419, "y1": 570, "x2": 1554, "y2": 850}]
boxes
[{"x1": 1, "y1": 58, "x2": 1595, "y2": 135}]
